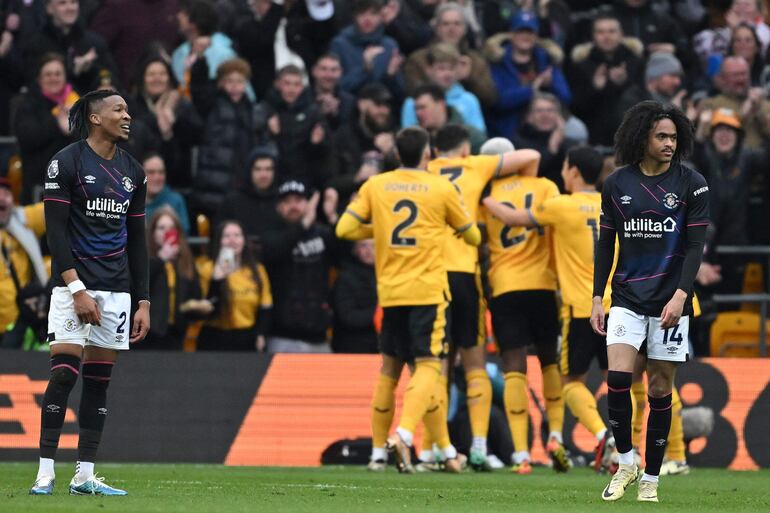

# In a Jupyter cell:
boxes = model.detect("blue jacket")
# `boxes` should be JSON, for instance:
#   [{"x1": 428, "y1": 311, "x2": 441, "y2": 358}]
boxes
[
  {"x1": 146, "y1": 186, "x2": 191, "y2": 234},
  {"x1": 488, "y1": 42, "x2": 571, "y2": 138},
  {"x1": 329, "y1": 25, "x2": 404, "y2": 96},
  {"x1": 401, "y1": 82, "x2": 487, "y2": 135}
]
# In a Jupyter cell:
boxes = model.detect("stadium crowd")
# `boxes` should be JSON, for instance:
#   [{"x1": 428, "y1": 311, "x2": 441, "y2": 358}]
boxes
[{"x1": 1, "y1": 0, "x2": 769, "y2": 356}]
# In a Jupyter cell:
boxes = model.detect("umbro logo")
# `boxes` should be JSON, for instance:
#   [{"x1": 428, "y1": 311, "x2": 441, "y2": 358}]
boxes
[
  {"x1": 667, "y1": 346, "x2": 679, "y2": 354},
  {"x1": 655, "y1": 438, "x2": 667, "y2": 447},
  {"x1": 85, "y1": 175, "x2": 96, "y2": 184},
  {"x1": 98, "y1": 408, "x2": 108, "y2": 415},
  {"x1": 46, "y1": 404, "x2": 61, "y2": 413},
  {"x1": 620, "y1": 195, "x2": 632, "y2": 205},
  {"x1": 609, "y1": 420, "x2": 619, "y2": 427}
]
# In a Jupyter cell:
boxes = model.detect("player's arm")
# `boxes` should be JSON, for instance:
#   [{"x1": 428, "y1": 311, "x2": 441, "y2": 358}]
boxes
[
  {"x1": 335, "y1": 182, "x2": 373, "y2": 241},
  {"x1": 44, "y1": 155, "x2": 102, "y2": 326},
  {"x1": 445, "y1": 182, "x2": 481, "y2": 246},
  {"x1": 126, "y1": 167, "x2": 150, "y2": 342},
  {"x1": 497, "y1": 149, "x2": 541, "y2": 177},
  {"x1": 481, "y1": 196, "x2": 537, "y2": 227},
  {"x1": 591, "y1": 178, "x2": 617, "y2": 335},
  {"x1": 335, "y1": 211, "x2": 374, "y2": 240},
  {"x1": 661, "y1": 176, "x2": 710, "y2": 329}
]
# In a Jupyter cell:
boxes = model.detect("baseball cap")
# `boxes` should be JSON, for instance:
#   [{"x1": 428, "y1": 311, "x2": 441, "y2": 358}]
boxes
[
  {"x1": 510, "y1": 10, "x2": 539, "y2": 33},
  {"x1": 357, "y1": 82, "x2": 392, "y2": 105},
  {"x1": 278, "y1": 180, "x2": 308, "y2": 199},
  {"x1": 710, "y1": 108, "x2": 742, "y2": 131},
  {"x1": 305, "y1": 0, "x2": 335, "y2": 21}
]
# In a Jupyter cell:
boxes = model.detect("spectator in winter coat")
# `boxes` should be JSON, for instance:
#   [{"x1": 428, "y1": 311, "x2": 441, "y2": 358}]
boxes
[
  {"x1": 332, "y1": 239, "x2": 378, "y2": 353},
  {"x1": 129, "y1": 56, "x2": 202, "y2": 188},
  {"x1": 485, "y1": 11, "x2": 571, "y2": 138},
  {"x1": 404, "y1": 2, "x2": 497, "y2": 108},
  {"x1": 190, "y1": 57, "x2": 257, "y2": 219},
  {"x1": 256, "y1": 65, "x2": 333, "y2": 192},
  {"x1": 261, "y1": 180, "x2": 336, "y2": 353},
  {"x1": 312, "y1": 53, "x2": 356, "y2": 130},
  {"x1": 401, "y1": 43, "x2": 486, "y2": 135},
  {"x1": 22, "y1": 0, "x2": 120, "y2": 93},
  {"x1": 231, "y1": 0, "x2": 282, "y2": 99},
  {"x1": 216, "y1": 148, "x2": 283, "y2": 251},
  {"x1": 568, "y1": 13, "x2": 644, "y2": 146},
  {"x1": 329, "y1": 0, "x2": 404, "y2": 98},
  {"x1": 143, "y1": 153, "x2": 190, "y2": 234},
  {"x1": 14, "y1": 53, "x2": 77, "y2": 204}
]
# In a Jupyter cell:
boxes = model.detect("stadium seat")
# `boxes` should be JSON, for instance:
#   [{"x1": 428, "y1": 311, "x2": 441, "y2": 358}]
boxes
[
  {"x1": 709, "y1": 312, "x2": 770, "y2": 357},
  {"x1": 196, "y1": 213, "x2": 210, "y2": 238},
  {"x1": 741, "y1": 263, "x2": 765, "y2": 312}
]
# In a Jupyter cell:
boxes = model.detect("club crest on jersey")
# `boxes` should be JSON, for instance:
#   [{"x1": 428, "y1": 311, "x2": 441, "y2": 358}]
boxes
[
  {"x1": 122, "y1": 176, "x2": 135, "y2": 192},
  {"x1": 47, "y1": 160, "x2": 59, "y2": 178},
  {"x1": 663, "y1": 192, "x2": 679, "y2": 210},
  {"x1": 620, "y1": 195, "x2": 632, "y2": 205}
]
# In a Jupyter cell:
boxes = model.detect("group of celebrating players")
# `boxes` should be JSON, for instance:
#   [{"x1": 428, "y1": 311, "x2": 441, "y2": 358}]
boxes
[
  {"x1": 338, "y1": 100, "x2": 708, "y2": 503},
  {"x1": 27, "y1": 86, "x2": 707, "y2": 504}
]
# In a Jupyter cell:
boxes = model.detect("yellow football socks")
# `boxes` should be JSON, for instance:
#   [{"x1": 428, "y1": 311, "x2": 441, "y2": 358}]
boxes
[
  {"x1": 563, "y1": 380, "x2": 606, "y2": 437},
  {"x1": 504, "y1": 371, "x2": 529, "y2": 452},
  {"x1": 466, "y1": 369, "x2": 492, "y2": 439},
  {"x1": 666, "y1": 387, "x2": 686, "y2": 461},
  {"x1": 542, "y1": 364, "x2": 564, "y2": 436},
  {"x1": 371, "y1": 373, "x2": 398, "y2": 449},
  {"x1": 397, "y1": 360, "x2": 441, "y2": 435},
  {"x1": 422, "y1": 375, "x2": 451, "y2": 450}
]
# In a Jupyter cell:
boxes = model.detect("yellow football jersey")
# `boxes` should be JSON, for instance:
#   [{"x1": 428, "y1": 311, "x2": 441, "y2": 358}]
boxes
[
  {"x1": 345, "y1": 168, "x2": 473, "y2": 307},
  {"x1": 530, "y1": 191, "x2": 612, "y2": 317},
  {"x1": 427, "y1": 154, "x2": 502, "y2": 273},
  {"x1": 198, "y1": 259, "x2": 273, "y2": 330},
  {"x1": 481, "y1": 176, "x2": 559, "y2": 296}
]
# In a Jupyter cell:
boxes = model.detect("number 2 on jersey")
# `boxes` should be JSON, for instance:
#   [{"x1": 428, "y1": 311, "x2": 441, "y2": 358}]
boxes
[
  {"x1": 391, "y1": 199, "x2": 418, "y2": 246},
  {"x1": 500, "y1": 193, "x2": 543, "y2": 248}
]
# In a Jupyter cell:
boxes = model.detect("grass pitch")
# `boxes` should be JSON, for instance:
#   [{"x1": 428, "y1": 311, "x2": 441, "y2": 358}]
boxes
[{"x1": 1, "y1": 463, "x2": 768, "y2": 513}]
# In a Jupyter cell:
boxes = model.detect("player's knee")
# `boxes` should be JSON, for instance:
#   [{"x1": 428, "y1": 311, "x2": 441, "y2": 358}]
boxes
[
  {"x1": 49, "y1": 355, "x2": 81, "y2": 391},
  {"x1": 647, "y1": 375, "x2": 673, "y2": 398},
  {"x1": 564, "y1": 374, "x2": 587, "y2": 384},
  {"x1": 501, "y1": 349, "x2": 526, "y2": 374}
]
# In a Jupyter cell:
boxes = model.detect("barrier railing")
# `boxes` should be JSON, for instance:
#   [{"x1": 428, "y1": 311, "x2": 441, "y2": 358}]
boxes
[{"x1": 713, "y1": 246, "x2": 770, "y2": 357}]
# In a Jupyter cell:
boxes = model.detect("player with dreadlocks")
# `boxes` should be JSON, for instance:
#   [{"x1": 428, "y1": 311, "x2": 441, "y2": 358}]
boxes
[
  {"x1": 591, "y1": 101, "x2": 708, "y2": 503},
  {"x1": 29, "y1": 90, "x2": 150, "y2": 496}
]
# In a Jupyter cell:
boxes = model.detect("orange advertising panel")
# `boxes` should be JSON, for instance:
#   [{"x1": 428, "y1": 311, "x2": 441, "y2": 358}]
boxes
[{"x1": 226, "y1": 356, "x2": 769, "y2": 469}]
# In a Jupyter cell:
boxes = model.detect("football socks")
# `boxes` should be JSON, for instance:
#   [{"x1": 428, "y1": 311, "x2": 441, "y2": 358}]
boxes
[
  {"x1": 504, "y1": 371, "x2": 529, "y2": 454},
  {"x1": 397, "y1": 360, "x2": 441, "y2": 435},
  {"x1": 645, "y1": 394, "x2": 673, "y2": 476},
  {"x1": 607, "y1": 371, "x2": 633, "y2": 454},
  {"x1": 542, "y1": 364, "x2": 564, "y2": 436},
  {"x1": 631, "y1": 381, "x2": 647, "y2": 448},
  {"x1": 40, "y1": 355, "x2": 81, "y2": 459},
  {"x1": 563, "y1": 381, "x2": 606, "y2": 437},
  {"x1": 77, "y1": 362, "x2": 113, "y2": 462},
  {"x1": 465, "y1": 369, "x2": 492, "y2": 440},
  {"x1": 371, "y1": 373, "x2": 398, "y2": 450},
  {"x1": 666, "y1": 387, "x2": 686, "y2": 462}
]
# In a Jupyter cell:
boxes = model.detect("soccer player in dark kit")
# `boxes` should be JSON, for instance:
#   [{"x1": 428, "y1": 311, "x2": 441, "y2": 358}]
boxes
[
  {"x1": 29, "y1": 90, "x2": 150, "y2": 496},
  {"x1": 590, "y1": 101, "x2": 709, "y2": 503}
]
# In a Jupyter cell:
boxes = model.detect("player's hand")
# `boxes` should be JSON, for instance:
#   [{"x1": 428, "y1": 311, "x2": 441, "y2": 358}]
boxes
[
  {"x1": 302, "y1": 191, "x2": 320, "y2": 229},
  {"x1": 363, "y1": 46, "x2": 385, "y2": 70},
  {"x1": 73, "y1": 290, "x2": 101, "y2": 326},
  {"x1": 590, "y1": 297, "x2": 606, "y2": 336},
  {"x1": 268, "y1": 114, "x2": 281, "y2": 135},
  {"x1": 660, "y1": 290, "x2": 687, "y2": 329},
  {"x1": 322, "y1": 187, "x2": 339, "y2": 224},
  {"x1": 73, "y1": 47, "x2": 97, "y2": 75},
  {"x1": 130, "y1": 302, "x2": 150, "y2": 343},
  {"x1": 310, "y1": 123, "x2": 325, "y2": 144}
]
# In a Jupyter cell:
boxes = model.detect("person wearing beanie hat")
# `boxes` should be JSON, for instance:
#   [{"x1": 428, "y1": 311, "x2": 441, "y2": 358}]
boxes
[
  {"x1": 618, "y1": 52, "x2": 686, "y2": 117},
  {"x1": 645, "y1": 52, "x2": 683, "y2": 83}
]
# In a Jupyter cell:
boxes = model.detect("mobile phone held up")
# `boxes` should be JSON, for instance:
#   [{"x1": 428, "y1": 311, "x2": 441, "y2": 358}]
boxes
[{"x1": 164, "y1": 228, "x2": 179, "y2": 246}]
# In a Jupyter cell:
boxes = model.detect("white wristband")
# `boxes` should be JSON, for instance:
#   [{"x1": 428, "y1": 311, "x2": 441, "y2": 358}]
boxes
[{"x1": 67, "y1": 280, "x2": 86, "y2": 295}]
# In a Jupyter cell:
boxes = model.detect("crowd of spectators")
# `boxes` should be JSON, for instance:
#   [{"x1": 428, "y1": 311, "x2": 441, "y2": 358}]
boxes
[{"x1": 2, "y1": 0, "x2": 770, "y2": 355}]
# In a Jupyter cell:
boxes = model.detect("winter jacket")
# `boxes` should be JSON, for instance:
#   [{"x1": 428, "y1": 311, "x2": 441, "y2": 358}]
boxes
[
  {"x1": 21, "y1": 18, "x2": 121, "y2": 93},
  {"x1": 331, "y1": 259, "x2": 378, "y2": 353},
  {"x1": 216, "y1": 185, "x2": 282, "y2": 252},
  {"x1": 401, "y1": 82, "x2": 487, "y2": 135},
  {"x1": 13, "y1": 88, "x2": 75, "y2": 204},
  {"x1": 512, "y1": 122, "x2": 578, "y2": 192},
  {"x1": 233, "y1": 1, "x2": 283, "y2": 99},
  {"x1": 256, "y1": 87, "x2": 333, "y2": 191},
  {"x1": 329, "y1": 24, "x2": 404, "y2": 97},
  {"x1": 191, "y1": 59, "x2": 257, "y2": 218},
  {"x1": 485, "y1": 34, "x2": 571, "y2": 138},
  {"x1": 568, "y1": 38, "x2": 644, "y2": 146},
  {"x1": 261, "y1": 221, "x2": 335, "y2": 344}
]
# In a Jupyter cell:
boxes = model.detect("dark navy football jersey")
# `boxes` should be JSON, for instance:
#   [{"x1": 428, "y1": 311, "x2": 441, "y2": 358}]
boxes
[
  {"x1": 43, "y1": 141, "x2": 146, "y2": 292},
  {"x1": 599, "y1": 162, "x2": 709, "y2": 316}
]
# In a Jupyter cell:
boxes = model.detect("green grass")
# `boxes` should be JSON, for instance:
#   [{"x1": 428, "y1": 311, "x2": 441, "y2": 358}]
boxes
[{"x1": 1, "y1": 464, "x2": 768, "y2": 513}]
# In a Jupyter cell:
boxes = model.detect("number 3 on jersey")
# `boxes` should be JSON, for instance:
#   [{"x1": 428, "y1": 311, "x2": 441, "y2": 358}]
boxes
[
  {"x1": 500, "y1": 192, "x2": 543, "y2": 248},
  {"x1": 391, "y1": 199, "x2": 418, "y2": 246}
]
